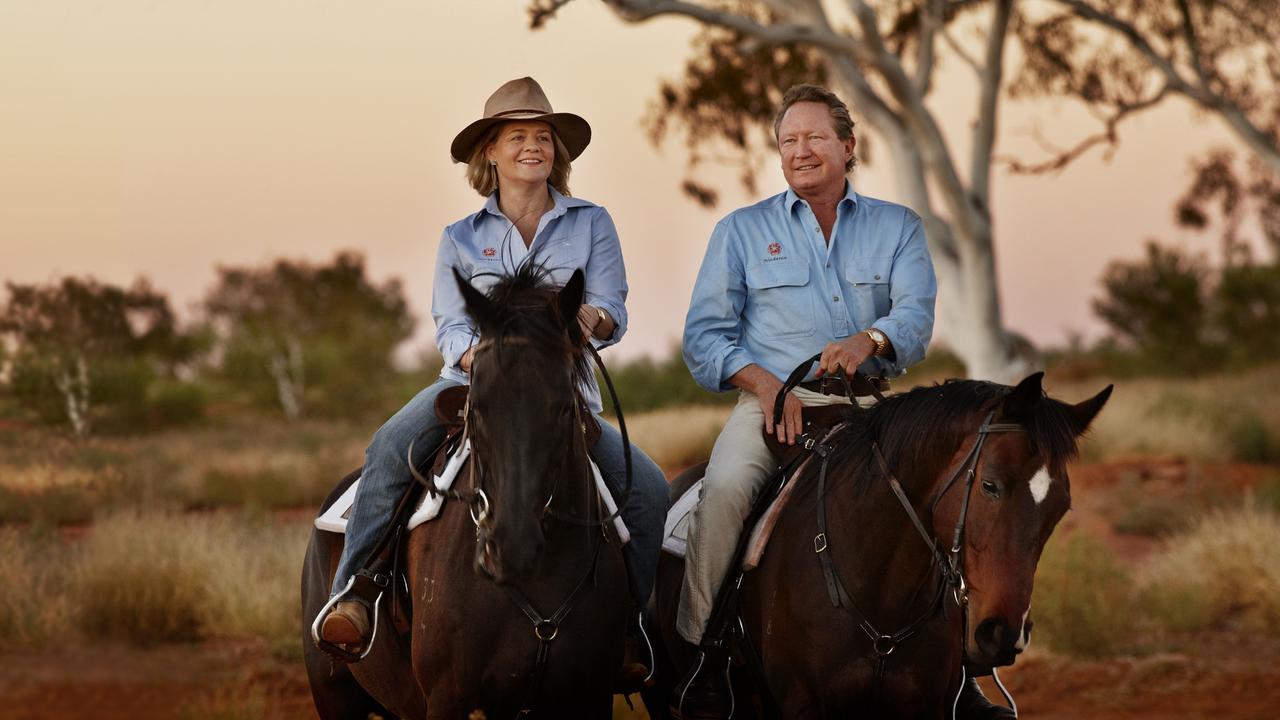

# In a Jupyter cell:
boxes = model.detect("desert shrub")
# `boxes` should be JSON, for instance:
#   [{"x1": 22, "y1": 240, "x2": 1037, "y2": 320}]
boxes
[
  {"x1": 1227, "y1": 412, "x2": 1277, "y2": 463},
  {"x1": 0, "y1": 528, "x2": 73, "y2": 645},
  {"x1": 73, "y1": 512, "x2": 210, "y2": 644},
  {"x1": 147, "y1": 380, "x2": 208, "y2": 427},
  {"x1": 1138, "y1": 501, "x2": 1280, "y2": 634},
  {"x1": 1031, "y1": 532, "x2": 1138, "y2": 657},
  {"x1": 72, "y1": 511, "x2": 308, "y2": 647}
]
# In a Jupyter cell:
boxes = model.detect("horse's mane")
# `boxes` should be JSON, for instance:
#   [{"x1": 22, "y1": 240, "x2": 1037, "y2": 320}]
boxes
[
  {"x1": 825, "y1": 378, "x2": 1085, "y2": 497},
  {"x1": 472, "y1": 258, "x2": 594, "y2": 394}
]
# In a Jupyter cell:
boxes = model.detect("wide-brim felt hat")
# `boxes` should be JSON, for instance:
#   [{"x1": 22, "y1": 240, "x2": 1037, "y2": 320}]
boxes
[{"x1": 450, "y1": 77, "x2": 592, "y2": 164}]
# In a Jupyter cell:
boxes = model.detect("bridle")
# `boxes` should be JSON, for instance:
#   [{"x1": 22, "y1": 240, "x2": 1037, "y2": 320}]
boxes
[
  {"x1": 776, "y1": 354, "x2": 1025, "y2": 715},
  {"x1": 408, "y1": 325, "x2": 635, "y2": 716}
]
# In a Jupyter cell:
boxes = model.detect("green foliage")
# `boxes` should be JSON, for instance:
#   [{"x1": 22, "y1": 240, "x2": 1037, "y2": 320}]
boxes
[
  {"x1": 204, "y1": 251, "x2": 414, "y2": 420},
  {"x1": 1092, "y1": 242, "x2": 1213, "y2": 373},
  {"x1": 597, "y1": 346, "x2": 732, "y2": 416},
  {"x1": 0, "y1": 277, "x2": 204, "y2": 436},
  {"x1": 1227, "y1": 412, "x2": 1277, "y2": 464}
]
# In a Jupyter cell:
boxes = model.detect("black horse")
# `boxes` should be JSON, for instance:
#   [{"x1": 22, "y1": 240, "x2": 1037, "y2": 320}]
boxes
[{"x1": 302, "y1": 264, "x2": 628, "y2": 719}]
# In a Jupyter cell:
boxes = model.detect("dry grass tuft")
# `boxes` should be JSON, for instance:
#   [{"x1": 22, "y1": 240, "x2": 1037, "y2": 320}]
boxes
[
  {"x1": 1051, "y1": 364, "x2": 1280, "y2": 462},
  {"x1": 0, "y1": 528, "x2": 75, "y2": 645},
  {"x1": 612, "y1": 404, "x2": 731, "y2": 471},
  {"x1": 69, "y1": 511, "x2": 308, "y2": 646},
  {"x1": 1031, "y1": 531, "x2": 1140, "y2": 657},
  {"x1": 1138, "y1": 501, "x2": 1280, "y2": 634}
]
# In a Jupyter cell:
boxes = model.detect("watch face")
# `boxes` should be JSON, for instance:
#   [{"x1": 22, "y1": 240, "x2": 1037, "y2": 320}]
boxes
[{"x1": 870, "y1": 329, "x2": 885, "y2": 342}]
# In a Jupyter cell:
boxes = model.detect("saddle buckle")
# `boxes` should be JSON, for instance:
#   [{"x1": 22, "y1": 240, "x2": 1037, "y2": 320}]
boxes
[
  {"x1": 814, "y1": 533, "x2": 828, "y2": 554},
  {"x1": 873, "y1": 635, "x2": 897, "y2": 656}
]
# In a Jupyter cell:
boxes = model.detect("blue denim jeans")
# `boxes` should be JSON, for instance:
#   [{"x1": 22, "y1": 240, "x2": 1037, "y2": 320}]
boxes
[{"x1": 331, "y1": 378, "x2": 668, "y2": 609}]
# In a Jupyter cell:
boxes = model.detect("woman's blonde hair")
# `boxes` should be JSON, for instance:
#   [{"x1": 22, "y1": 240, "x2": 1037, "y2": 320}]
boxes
[{"x1": 465, "y1": 123, "x2": 573, "y2": 197}]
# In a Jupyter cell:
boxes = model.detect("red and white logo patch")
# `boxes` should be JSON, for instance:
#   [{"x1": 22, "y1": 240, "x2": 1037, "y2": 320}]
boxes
[
  {"x1": 482, "y1": 247, "x2": 496, "y2": 258},
  {"x1": 767, "y1": 242, "x2": 782, "y2": 256}
]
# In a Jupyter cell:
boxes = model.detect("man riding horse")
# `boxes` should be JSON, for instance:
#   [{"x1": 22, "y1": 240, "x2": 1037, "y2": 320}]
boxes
[{"x1": 676, "y1": 83, "x2": 1011, "y2": 718}]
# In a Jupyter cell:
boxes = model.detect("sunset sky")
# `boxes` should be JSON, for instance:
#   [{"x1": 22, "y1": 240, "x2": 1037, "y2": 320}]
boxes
[{"x1": 0, "y1": 0, "x2": 1251, "y2": 363}]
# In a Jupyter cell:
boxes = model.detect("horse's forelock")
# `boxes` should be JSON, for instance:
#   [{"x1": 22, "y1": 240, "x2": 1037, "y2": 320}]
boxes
[
  {"x1": 1027, "y1": 397, "x2": 1082, "y2": 479},
  {"x1": 474, "y1": 259, "x2": 592, "y2": 395}
]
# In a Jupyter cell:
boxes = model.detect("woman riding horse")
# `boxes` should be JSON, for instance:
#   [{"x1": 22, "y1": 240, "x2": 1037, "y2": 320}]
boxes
[{"x1": 313, "y1": 76, "x2": 667, "y2": 686}]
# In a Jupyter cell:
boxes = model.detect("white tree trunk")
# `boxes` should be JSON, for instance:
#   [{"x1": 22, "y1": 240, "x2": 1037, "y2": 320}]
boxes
[
  {"x1": 268, "y1": 335, "x2": 305, "y2": 421},
  {"x1": 55, "y1": 354, "x2": 91, "y2": 438}
]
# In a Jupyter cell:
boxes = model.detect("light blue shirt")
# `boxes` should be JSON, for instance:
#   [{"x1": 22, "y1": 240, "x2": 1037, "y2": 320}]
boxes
[
  {"x1": 683, "y1": 182, "x2": 936, "y2": 392},
  {"x1": 432, "y1": 186, "x2": 628, "y2": 411}
]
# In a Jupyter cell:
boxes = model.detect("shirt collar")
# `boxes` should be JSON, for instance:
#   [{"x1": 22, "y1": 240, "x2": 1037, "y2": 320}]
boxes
[
  {"x1": 472, "y1": 185, "x2": 591, "y2": 228},
  {"x1": 784, "y1": 180, "x2": 859, "y2": 215}
]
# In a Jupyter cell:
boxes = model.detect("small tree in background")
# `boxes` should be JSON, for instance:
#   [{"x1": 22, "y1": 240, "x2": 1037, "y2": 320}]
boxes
[
  {"x1": 0, "y1": 277, "x2": 197, "y2": 436},
  {"x1": 204, "y1": 251, "x2": 415, "y2": 420},
  {"x1": 1092, "y1": 242, "x2": 1212, "y2": 374}
]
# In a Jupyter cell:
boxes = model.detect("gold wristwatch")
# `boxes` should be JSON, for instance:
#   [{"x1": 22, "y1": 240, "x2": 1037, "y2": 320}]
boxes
[{"x1": 865, "y1": 327, "x2": 888, "y2": 356}]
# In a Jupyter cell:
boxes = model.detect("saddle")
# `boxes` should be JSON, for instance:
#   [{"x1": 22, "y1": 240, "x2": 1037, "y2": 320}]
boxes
[{"x1": 762, "y1": 404, "x2": 856, "y2": 465}]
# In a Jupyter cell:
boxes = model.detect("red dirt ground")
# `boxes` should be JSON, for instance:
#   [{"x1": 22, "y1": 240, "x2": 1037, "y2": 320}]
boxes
[{"x1": 3, "y1": 460, "x2": 1278, "y2": 719}]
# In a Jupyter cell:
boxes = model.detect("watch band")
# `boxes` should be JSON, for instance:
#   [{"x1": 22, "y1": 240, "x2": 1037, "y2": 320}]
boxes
[{"x1": 865, "y1": 328, "x2": 887, "y2": 356}]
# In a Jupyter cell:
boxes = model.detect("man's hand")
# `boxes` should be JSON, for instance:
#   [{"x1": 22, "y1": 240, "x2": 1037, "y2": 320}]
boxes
[
  {"x1": 816, "y1": 333, "x2": 877, "y2": 378},
  {"x1": 729, "y1": 365, "x2": 802, "y2": 446}
]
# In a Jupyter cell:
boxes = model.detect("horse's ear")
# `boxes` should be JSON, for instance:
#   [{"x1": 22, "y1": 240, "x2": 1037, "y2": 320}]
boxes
[
  {"x1": 454, "y1": 268, "x2": 497, "y2": 330},
  {"x1": 1002, "y1": 372, "x2": 1045, "y2": 421},
  {"x1": 1069, "y1": 384, "x2": 1113, "y2": 435},
  {"x1": 557, "y1": 269, "x2": 585, "y2": 334}
]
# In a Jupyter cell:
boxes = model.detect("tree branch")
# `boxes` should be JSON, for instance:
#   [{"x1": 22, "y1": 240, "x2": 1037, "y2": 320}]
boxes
[
  {"x1": 602, "y1": 0, "x2": 875, "y2": 63},
  {"x1": 1052, "y1": 0, "x2": 1280, "y2": 177},
  {"x1": 941, "y1": 24, "x2": 982, "y2": 78},
  {"x1": 997, "y1": 85, "x2": 1170, "y2": 174},
  {"x1": 915, "y1": 0, "x2": 940, "y2": 95},
  {"x1": 1174, "y1": 0, "x2": 1210, "y2": 89},
  {"x1": 970, "y1": 0, "x2": 1014, "y2": 212}
]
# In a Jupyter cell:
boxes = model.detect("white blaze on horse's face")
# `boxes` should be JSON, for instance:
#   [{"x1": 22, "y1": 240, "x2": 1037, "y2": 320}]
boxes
[
  {"x1": 1029, "y1": 466, "x2": 1052, "y2": 505},
  {"x1": 1014, "y1": 608, "x2": 1031, "y2": 651}
]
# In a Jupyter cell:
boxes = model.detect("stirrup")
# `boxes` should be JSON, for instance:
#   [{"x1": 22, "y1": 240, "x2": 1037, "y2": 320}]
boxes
[{"x1": 311, "y1": 574, "x2": 383, "y2": 663}]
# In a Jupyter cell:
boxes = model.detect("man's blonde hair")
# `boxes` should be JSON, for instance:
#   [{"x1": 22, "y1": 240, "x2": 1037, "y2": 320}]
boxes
[
  {"x1": 464, "y1": 123, "x2": 573, "y2": 197},
  {"x1": 773, "y1": 84, "x2": 858, "y2": 172}
]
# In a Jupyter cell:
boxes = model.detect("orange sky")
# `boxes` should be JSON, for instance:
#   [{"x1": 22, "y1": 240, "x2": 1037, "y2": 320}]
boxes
[{"x1": 0, "y1": 0, "x2": 1248, "y2": 363}]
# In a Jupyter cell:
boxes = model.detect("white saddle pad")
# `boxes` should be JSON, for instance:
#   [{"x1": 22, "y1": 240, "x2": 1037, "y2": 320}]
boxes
[
  {"x1": 314, "y1": 440, "x2": 630, "y2": 545},
  {"x1": 662, "y1": 478, "x2": 703, "y2": 558}
]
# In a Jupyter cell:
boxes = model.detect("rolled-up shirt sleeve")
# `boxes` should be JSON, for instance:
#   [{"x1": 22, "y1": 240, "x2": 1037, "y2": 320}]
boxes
[
  {"x1": 871, "y1": 212, "x2": 936, "y2": 374},
  {"x1": 583, "y1": 209, "x2": 628, "y2": 350},
  {"x1": 431, "y1": 228, "x2": 478, "y2": 372},
  {"x1": 682, "y1": 219, "x2": 755, "y2": 392}
]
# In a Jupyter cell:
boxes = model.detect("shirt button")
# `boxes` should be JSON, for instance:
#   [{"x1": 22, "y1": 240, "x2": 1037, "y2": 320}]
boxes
[
  {"x1": 825, "y1": 262, "x2": 830, "y2": 267},
  {"x1": 833, "y1": 296, "x2": 840, "y2": 302},
  {"x1": 814, "y1": 227, "x2": 821, "y2": 233},
  {"x1": 874, "y1": 274, "x2": 881, "y2": 280}
]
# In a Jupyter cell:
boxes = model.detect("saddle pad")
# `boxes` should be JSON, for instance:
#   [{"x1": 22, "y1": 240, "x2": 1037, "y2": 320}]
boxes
[
  {"x1": 313, "y1": 441, "x2": 630, "y2": 545},
  {"x1": 662, "y1": 459, "x2": 813, "y2": 572}
]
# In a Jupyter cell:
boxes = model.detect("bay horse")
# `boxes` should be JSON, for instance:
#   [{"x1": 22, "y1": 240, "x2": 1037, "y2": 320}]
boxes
[
  {"x1": 301, "y1": 264, "x2": 628, "y2": 719},
  {"x1": 645, "y1": 372, "x2": 1112, "y2": 718}
]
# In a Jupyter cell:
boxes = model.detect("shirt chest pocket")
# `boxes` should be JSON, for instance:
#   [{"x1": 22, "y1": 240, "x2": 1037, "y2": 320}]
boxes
[
  {"x1": 744, "y1": 262, "x2": 816, "y2": 340},
  {"x1": 845, "y1": 255, "x2": 893, "y2": 318},
  {"x1": 545, "y1": 236, "x2": 590, "y2": 286}
]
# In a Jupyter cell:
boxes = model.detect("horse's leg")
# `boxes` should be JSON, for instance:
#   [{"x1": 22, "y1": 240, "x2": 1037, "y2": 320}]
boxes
[{"x1": 301, "y1": 528, "x2": 397, "y2": 720}]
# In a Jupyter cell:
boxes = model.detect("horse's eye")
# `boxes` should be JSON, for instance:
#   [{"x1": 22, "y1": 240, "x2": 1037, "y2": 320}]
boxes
[{"x1": 981, "y1": 480, "x2": 1001, "y2": 499}]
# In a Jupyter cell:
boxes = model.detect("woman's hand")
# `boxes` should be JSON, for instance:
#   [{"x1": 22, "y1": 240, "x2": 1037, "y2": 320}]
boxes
[
  {"x1": 459, "y1": 346, "x2": 476, "y2": 373},
  {"x1": 576, "y1": 304, "x2": 613, "y2": 342}
]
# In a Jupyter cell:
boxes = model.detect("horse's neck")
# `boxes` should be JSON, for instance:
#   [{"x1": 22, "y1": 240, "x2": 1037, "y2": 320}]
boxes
[{"x1": 824, "y1": 452, "x2": 953, "y2": 621}]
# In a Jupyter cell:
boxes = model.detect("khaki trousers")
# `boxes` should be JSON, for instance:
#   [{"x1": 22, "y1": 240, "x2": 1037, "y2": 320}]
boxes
[{"x1": 676, "y1": 387, "x2": 862, "y2": 645}]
